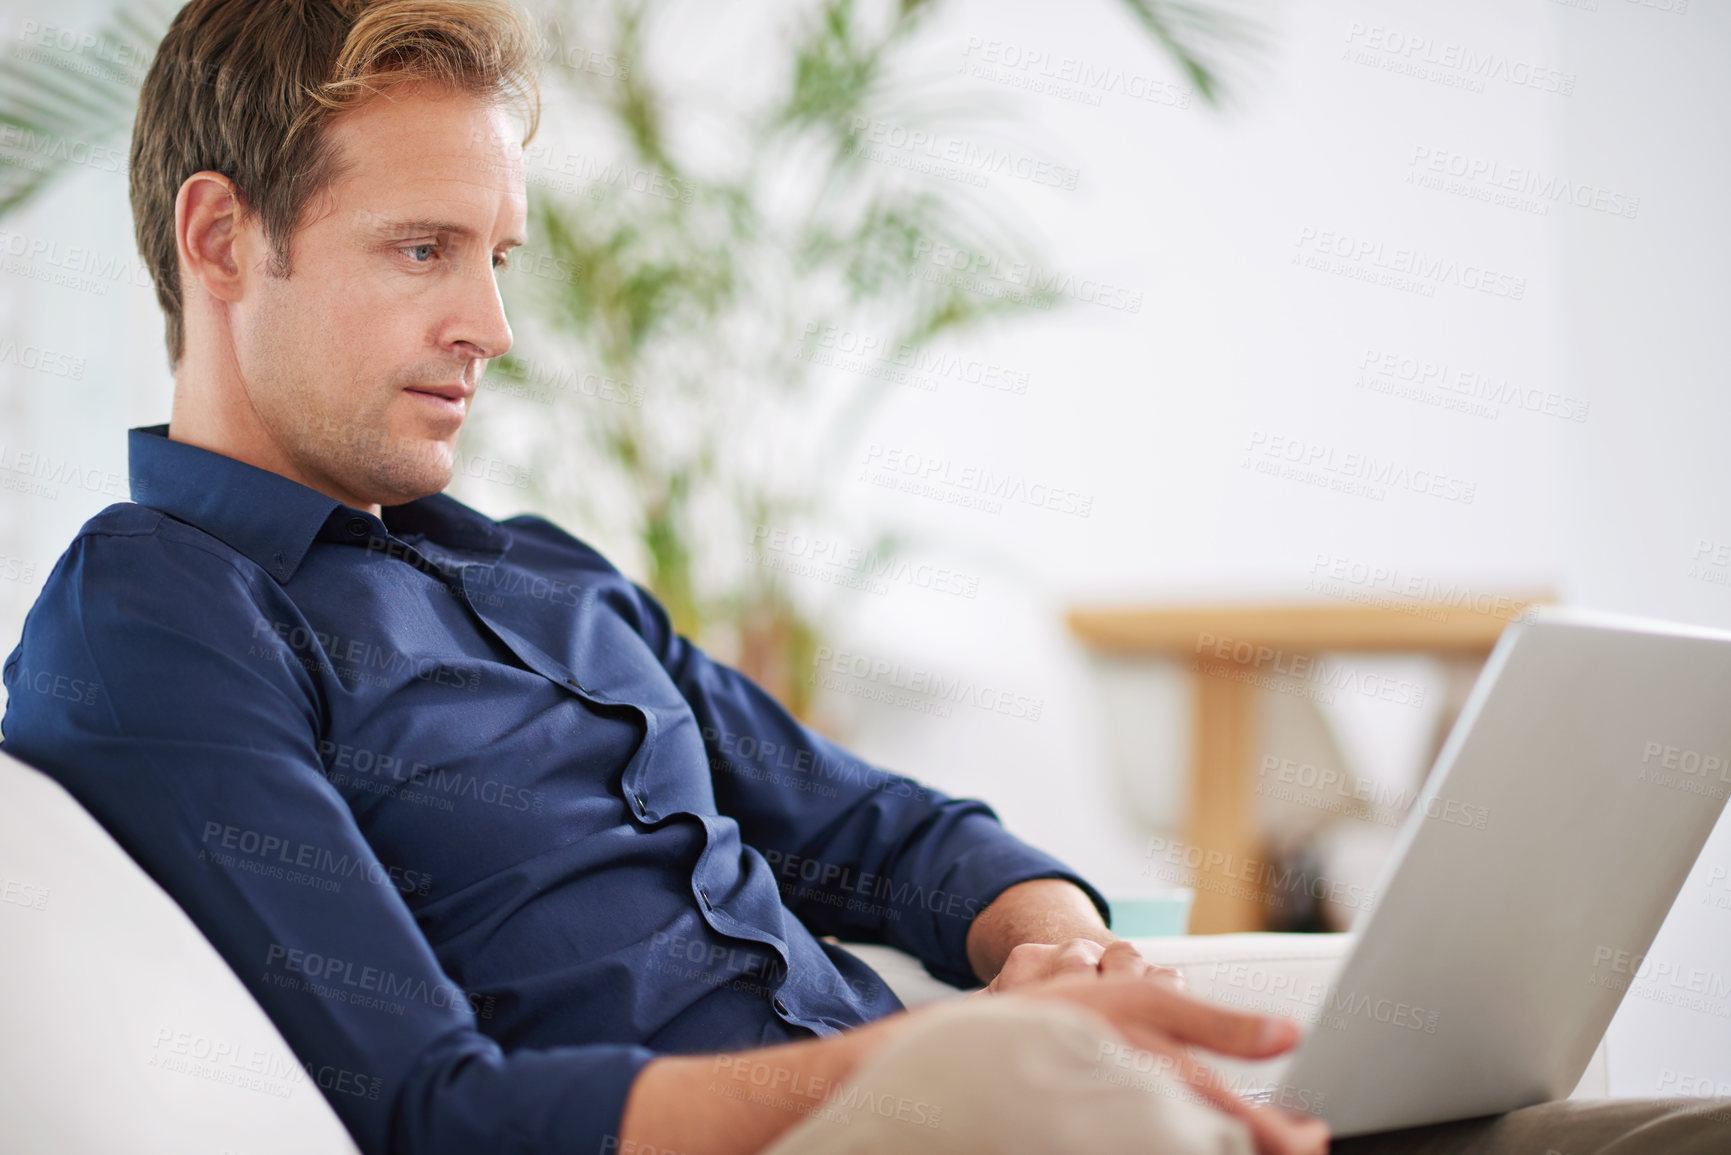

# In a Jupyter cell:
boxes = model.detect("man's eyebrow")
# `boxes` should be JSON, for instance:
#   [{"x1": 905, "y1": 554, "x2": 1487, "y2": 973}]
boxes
[{"x1": 369, "y1": 217, "x2": 525, "y2": 249}]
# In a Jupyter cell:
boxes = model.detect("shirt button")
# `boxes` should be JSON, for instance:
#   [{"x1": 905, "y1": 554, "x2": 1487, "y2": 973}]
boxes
[
  {"x1": 345, "y1": 516, "x2": 370, "y2": 537},
  {"x1": 774, "y1": 997, "x2": 789, "y2": 1015}
]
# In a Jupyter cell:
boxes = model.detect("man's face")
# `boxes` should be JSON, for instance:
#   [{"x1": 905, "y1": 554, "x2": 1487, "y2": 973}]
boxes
[{"x1": 227, "y1": 84, "x2": 526, "y2": 509}]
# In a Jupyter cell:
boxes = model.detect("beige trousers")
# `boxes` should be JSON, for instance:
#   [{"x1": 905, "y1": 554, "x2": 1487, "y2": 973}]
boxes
[
  {"x1": 759, "y1": 998, "x2": 1731, "y2": 1155},
  {"x1": 760, "y1": 997, "x2": 1255, "y2": 1155}
]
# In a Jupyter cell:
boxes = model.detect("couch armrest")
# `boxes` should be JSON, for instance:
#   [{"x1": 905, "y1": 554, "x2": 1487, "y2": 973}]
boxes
[
  {"x1": 831, "y1": 933, "x2": 1355, "y2": 1010},
  {"x1": 0, "y1": 751, "x2": 363, "y2": 1155}
]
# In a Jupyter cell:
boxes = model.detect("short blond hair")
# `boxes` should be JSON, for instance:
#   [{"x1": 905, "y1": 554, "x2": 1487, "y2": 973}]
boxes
[{"x1": 130, "y1": 0, "x2": 542, "y2": 367}]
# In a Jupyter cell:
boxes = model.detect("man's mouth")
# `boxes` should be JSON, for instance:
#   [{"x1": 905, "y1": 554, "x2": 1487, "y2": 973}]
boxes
[{"x1": 404, "y1": 383, "x2": 471, "y2": 417}]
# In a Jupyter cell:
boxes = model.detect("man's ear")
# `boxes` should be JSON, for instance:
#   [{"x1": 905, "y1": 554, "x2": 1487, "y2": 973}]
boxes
[{"x1": 175, "y1": 171, "x2": 250, "y2": 304}]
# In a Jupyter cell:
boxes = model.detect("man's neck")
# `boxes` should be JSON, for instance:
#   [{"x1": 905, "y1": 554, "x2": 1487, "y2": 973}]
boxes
[{"x1": 166, "y1": 381, "x2": 382, "y2": 517}]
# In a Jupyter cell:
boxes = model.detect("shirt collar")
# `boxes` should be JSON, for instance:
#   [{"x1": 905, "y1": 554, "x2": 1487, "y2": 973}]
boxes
[{"x1": 128, "y1": 424, "x2": 512, "y2": 582}]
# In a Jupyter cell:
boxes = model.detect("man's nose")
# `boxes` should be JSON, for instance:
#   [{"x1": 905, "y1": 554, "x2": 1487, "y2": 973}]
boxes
[{"x1": 453, "y1": 260, "x2": 513, "y2": 361}]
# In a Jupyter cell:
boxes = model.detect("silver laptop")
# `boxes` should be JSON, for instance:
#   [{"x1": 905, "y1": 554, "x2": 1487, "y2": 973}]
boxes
[{"x1": 1245, "y1": 607, "x2": 1731, "y2": 1137}]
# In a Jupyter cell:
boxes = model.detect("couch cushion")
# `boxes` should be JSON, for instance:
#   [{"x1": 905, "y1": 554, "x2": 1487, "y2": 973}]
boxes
[{"x1": 0, "y1": 750, "x2": 363, "y2": 1154}]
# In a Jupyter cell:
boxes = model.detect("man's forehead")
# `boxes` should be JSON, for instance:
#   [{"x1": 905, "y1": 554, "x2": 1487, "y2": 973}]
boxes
[{"x1": 321, "y1": 86, "x2": 528, "y2": 232}]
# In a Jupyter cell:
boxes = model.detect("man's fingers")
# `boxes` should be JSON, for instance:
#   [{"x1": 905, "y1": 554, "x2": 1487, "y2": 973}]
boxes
[
  {"x1": 987, "y1": 939, "x2": 1112, "y2": 993},
  {"x1": 1103, "y1": 1032, "x2": 1327, "y2": 1155},
  {"x1": 1129, "y1": 984, "x2": 1303, "y2": 1059},
  {"x1": 1140, "y1": 962, "x2": 1186, "y2": 991},
  {"x1": 1036, "y1": 972, "x2": 1301, "y2": 1058},
  {"x1": 1098, "y1": 940, "x2": 1152, "y2": 978},
  {"x1": 1053, "y1": 938, "x2": 1105, "y2": 974},
  {"x1": 1098, "y1": 941, "x2": 1187, "y2": 990},
  {"x1": 1020, "y1": 973, "x2": 1319, "y2": 1153},
  {"x1": 1158, "y1": 1049, "x2": 1329, "y2": 1155},
  {"x1": 1011, "y1": 961, "x2": 1299, "y2": 1059}
]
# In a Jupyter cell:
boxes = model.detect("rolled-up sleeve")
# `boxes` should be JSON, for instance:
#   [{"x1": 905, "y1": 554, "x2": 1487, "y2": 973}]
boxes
[
  {"x1": 1, "y1": 525, "x2": 655, "y2": 1155},
  {"x1": 607, "y1": 569, "x2": 1111, "y2": 989}
]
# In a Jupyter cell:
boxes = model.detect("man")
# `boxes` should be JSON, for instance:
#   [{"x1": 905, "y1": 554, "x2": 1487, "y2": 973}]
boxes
[{"x1": 0, "y1": 3, "x2": 1722, "y2": 1154}]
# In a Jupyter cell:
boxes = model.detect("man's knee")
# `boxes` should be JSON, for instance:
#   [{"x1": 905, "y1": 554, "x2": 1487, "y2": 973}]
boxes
[
  {"x1": 858, "y1": 998, "x2": 1254, "y2": 1155},
  {"x1": 898, "y1": 996, "x2": 1128, "y2": 1068}
]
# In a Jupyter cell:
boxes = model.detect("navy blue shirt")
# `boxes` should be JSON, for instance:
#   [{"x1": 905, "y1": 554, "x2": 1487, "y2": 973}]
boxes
[{"x1": 1, "y1": 424, "x2": 1108, "y2": 1155}]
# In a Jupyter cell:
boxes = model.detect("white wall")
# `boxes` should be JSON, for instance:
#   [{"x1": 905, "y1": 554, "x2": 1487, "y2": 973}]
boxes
[
  {"x1": 2, "y1": 0, "x2": 1727, "y2": 1103},
  {"x1": 790, "y1": 0, "x2": 1731, "y2": 1099},
  {"x1": 1550, "y1": 0, "x2": 1731, "y2": 1104},
  {"x1": 1, "y1": 0, "x2": 170, "y2": 653}
]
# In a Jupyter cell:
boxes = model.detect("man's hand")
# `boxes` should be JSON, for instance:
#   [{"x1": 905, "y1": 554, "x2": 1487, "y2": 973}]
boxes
[
  {"x1": 965, "y1": 877, "x2": 1118, "y2": 980},
  {"x1": 1016, "y1": 962, "x2": 1330, "y2": 1155},
  {"x1": 966, "y1": 878, "x2": 1185, "y2": 992},
  {"x1": 982, "y1": 937, "x2": 1186, "y2": 994},
  {"x1": 621, "y1": 947, "x2": 1325, "y2": 1155}
]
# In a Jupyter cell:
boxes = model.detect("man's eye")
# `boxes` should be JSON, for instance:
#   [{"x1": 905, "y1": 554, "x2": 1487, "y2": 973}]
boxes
[{"x1": 398, "y1": 244, "x2": 509, "y2": 269}]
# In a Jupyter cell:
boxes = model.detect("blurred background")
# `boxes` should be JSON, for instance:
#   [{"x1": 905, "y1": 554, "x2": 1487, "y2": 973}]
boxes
[{"x1": 3, "y1": 0, "x2": 1728, "y2": 1104}]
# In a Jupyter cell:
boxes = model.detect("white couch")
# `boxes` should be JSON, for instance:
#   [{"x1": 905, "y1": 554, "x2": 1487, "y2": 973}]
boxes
[{"x1": 0, "y1": 751, "x2": 1605, "y2": 1153}]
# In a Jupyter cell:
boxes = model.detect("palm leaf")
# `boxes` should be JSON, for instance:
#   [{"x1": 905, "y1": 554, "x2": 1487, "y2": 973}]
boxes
[
  {"x1": 1110, "y1": 0, "x2": 1266, "y2": 106},
  {"x1": 0, "y1": 2, "x2": 173, "y2": 216}
]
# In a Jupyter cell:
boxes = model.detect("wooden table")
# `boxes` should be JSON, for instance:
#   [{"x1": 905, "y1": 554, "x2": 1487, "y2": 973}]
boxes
[{"x1": 1066, "y1": 599, "x2": 1545, "y2": 933}]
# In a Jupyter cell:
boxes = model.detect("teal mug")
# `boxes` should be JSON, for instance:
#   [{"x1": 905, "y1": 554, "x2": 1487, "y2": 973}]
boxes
[{"x1": 1106, "y1": 889, "x2": 1194, "y2": 938}]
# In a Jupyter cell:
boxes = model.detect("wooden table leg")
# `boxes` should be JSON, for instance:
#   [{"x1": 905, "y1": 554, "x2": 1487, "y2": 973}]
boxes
[{"x1": 1184, "y1": 668, "x2": 1266, "y2": 933}]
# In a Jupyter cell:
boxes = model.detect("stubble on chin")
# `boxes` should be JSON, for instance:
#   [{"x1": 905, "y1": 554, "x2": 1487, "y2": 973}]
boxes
[
  {"x1": 241, "y1": 291, "x2": 457, "y2": 507},
  {"x1": 294, "y1": 407, "x2": 457, "y2": 507}
]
